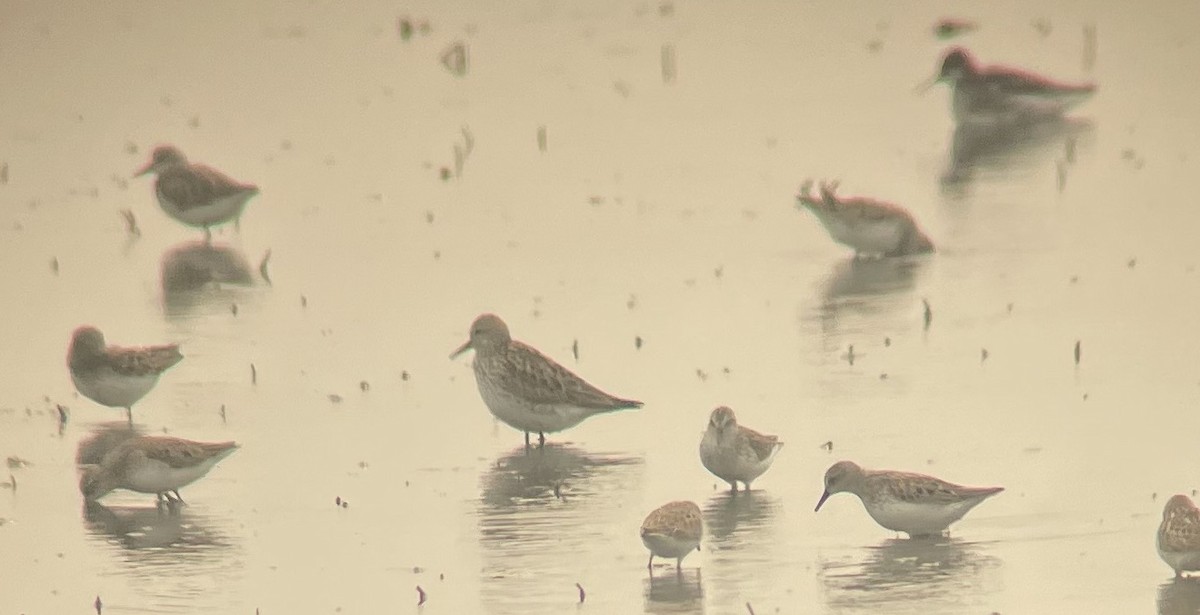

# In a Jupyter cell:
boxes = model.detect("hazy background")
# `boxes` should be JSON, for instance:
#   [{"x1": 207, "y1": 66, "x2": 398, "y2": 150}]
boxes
[{"x1": 2, "y1": 0, "x2": 1200, "y2": 613}]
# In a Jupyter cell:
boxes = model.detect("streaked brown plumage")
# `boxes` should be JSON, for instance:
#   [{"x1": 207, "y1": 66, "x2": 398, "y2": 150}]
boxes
[
  {"x1": 68, "y1": 326, "x2": 182, "y2": 424},
  {"x1": 641, "y1": 500, "x2": 703, "y2": 570},
  {"x1": 451, "y1": 313, "x2": 642, "y2": 447},
  {"x1": 1160, "y1": 494, "x2": 1200, "y2": 577}
]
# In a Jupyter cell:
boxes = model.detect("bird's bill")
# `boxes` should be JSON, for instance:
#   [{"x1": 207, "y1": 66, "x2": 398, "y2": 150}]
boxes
[
  {"x1": 449, "y1": 339, "x2": 472, "y2": 359},
  {"x1": 133, "y1": 161, "x2": 154, "y2": 177},
  {"x1": 814, "y1": 490, "x2": 832, "y2": 512},
  {"x1": 913, "y1": 74, "x2": 940, "y2": 95}
]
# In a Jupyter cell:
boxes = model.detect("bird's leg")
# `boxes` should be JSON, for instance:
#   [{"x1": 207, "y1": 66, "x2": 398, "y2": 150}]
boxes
[
  {"x1": 729, "y1": 481, "x2": 738, "y2": 494},
  {"x1": 744, "y1": 482, "x2": 752, "y2": 492},
  {"x1": 125, "y1": 407, "x2": 133, "y2": 427},
  {"x1": 675, "y1": 558, "x2": 683, "y2": 573},
  {"x1": 538, "y1": 432, "x2": 546, "y2": 448},
  {"x1": 171, "y1": 489, "x2": 185, "y2": 504},
  {"x1": 204, "y1": 227, "x2": 213, "y2": 244},
  {"x1": 647, "y1": 554, "x2": 654, "y2": 571},
  {"x1": 524, "y1": 431, "x2": 531, "y2": 449}
]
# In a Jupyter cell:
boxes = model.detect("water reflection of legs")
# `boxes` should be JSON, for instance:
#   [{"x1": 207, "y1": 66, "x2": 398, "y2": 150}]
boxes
[
  {"x1": 1158, "y1": 577, "x2": 1200, "y2": 615},
  {"x1": 644, "y1": 567, "x2": 703, "y2": 609},
  {"x1": 820, "y1": 536, "x2": 1001, "y2": 612}
]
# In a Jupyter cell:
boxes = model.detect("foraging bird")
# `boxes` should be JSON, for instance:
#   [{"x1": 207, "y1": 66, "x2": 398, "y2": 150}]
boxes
[
  {"x1": 921, "y1": 47, "x2": 1096, "y2": 126},
  {"x1": 797, "y1": 180, "x2": 934, "y2": 259},
  {"x1": 79, "y1": 435, "x2": 238, "y2": 505},
  {"x1": 1159, "y1": 494, "x2": 1200, "y2": 577},
  {"x1": 815, "y1": 460, "x2": 1003, "y2": 537},
  {"x1": 68, "y1": 326, "x2": 183, "y2": 425},
  {"x1": 450, "y1": 314, "x2": 642, "y2": 447},
  {"x1": 699, "y1": 406, "x2": 783, "y2": 492},
  {"x1": 641, "y1": 500, "x2": 703, "y2": 571},
  {"x1": 135, "y1": 145, "x2": 259, "y2": 241}
]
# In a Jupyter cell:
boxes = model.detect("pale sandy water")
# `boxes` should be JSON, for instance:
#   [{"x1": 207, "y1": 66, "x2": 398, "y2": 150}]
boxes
[{"x1": 2, "y1": 0, "x2": 1200, "y2": 613}]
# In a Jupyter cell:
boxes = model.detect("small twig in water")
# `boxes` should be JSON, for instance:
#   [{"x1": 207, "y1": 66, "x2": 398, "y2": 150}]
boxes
[
  {"x1": 251, "y1": 363, "x2": 257, "y2": 385},
  {"x1": 922, "y1": 299, "x2": 933, "y2": 330},
  {"x1": 119, "y1": 209, "x2": 141, "y2": 236},
  {"x1": 259, "y1": 249, "x2": 272, "y2": 284},
  {"x1": 417, "y1": 585, "x2": 427, "y2": 606},
  {"x1": 95, "y1": 595, "x2": 103, "y2": 615},
  {"x1": 1074, "y1": 340, "x2": 1082, "y2": 365},
  {"x1": 746, "y1": 602, "x2": 756, "y2": 615},
  {"x1": 576, "y1": 582, "x2": 586, "y2": 603}
]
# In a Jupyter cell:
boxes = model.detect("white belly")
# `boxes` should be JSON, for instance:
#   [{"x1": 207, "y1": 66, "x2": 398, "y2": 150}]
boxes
[
  {"x1": 72, "y1": 367, "x2": 159, "y2": 409},
  {"x1": 157, "y1": 189, "x2": 254, "y2": 228},
  {"x1": 864, "y1": 498, "x2": 975, "y2": 536},
  {"x1": 813, "y1": 212, "x2": 906, "y2": 256},
  {"x1": 1160, "y1": 541, "x2": 1200, "y2": 574},
  {"x1": 642, "y1": 533, "x2": 699, "y2": 559},
  {"x1": 123, "y1": 459, "x2": 219, "y2": 494},
  {"x1": 475, "y1": 372, "x2": 592, "y2": 433},
  {"x1": 698, "y1": 432, "x2": 775, "y2": 485}
]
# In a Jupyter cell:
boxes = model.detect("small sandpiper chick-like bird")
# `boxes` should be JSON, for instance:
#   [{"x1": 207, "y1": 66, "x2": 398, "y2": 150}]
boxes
[
  {"x1": 699, "y1": 406, "x2": 783, "y2": 493},
  {"x1": 921, "y1": 47, "x2": 1096, "y2": 125},
  {"x1": 797, "y1": 180, "x2": 934, "y2": 259},
  {"x1": 641, "y1": 500, "x2": 703, "y2": 571},
  {"x1": 135, "y1": 145, "x2": 259, "y2": 241},
  {"x1": 68, "y1": 326, "x2": 183, "y2": 425},
  {"x1": 450, "y1": 313, "x2": 643, "y2": 447},
  {"x1": 1158, "y1": 494, "x2": 1200, "y2": 577},
  {"x1": 79, "y1": 435, "x2": 238, "y2": 506},
  {"x1": 814, "y1": 460, "x2": 1003, "y2": 537}
]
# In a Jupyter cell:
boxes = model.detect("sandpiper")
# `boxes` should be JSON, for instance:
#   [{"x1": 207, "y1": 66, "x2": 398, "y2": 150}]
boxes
[
  {"x1": 68, "y1": 326, "x2": 183, "y2": 425},
  {"x1": 641, "y1": 500, "x2": 703, "y2": 571},
  {"x1": 699, "y1": 406, "x2": 783, "y2": 492},
  {"x1": 79, "y1": 435, "x2": 238, "y2": 505},
  {"x1": 450, "y1": 313, "x2": 643, "y2": 447},
  {"x1": 814, "y1": 460, "x2": 1003, "y2": 537},
  {"x1": 135, "y1": 145, "x2": 259, "y2": 240},
  {"x1": 921, "y1": 47, "x2": 1096, "y2": 125},
  {"x1": 797, "y1": 180, "x2": 934, "y2": 259},
  {"x1": 1159, "y1": 494, "x2": 1200, "y2": 577}
]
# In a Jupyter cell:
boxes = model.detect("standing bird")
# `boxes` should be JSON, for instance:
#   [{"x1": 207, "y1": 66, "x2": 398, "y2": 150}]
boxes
[
  {"x1": 79, "y1": 435, "x2": 239, "y2": 506},
  {"x1": 450, "y1": 314, "x2": 642, "y2": 447},
  {"x1": 814, "y1": 460, "x2": 1003, "y2": 537},
  {"x1": 68, "y1": 326, "x2": 183, "y2": 425},
  {"x1": 1159, "y1": 494, "x2": 1200, "y2": 577},
  {"x1": 135, "y1": 145, "x2": 259, "y2": 241},
  {"x1": 920, "y1": 47, "x2": 1096, "y2": 126},
  {"x1": 699, "y1": 406, "x2": 783, "y2": 493},
  {"x1": 640, "y1": 500, "x2": 703, "y2": 571},
  {"x1": 797, "y1": 180, "x2": 934, "y2": 259}
]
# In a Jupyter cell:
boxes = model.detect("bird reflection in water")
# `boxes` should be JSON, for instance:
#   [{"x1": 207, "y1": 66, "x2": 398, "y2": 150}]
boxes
[
  {"x1": 643, "y1": 567, "x2": 703, "y2": 613},
  {"x1": 1158, "y1": 577, "x2": 1200, "y2": 615},
  {"x1": 160, "y1": 241, "x2": 256, "y2": 316},
  {"x1": 820, "y1": 536, "x2": 1000, "y2": 612},
  {"x1": 941, "y1": 117, "x2": 1095, "y2": 192},
  {"x1": 479, "y1": 443, "x2": 640, "y2": 508},
  {"x1": 810, "y1": 256, "x2": 928, "y2": 343},
  {"x1": 704, "y1": 490, "x2": 779, "y2": 544},
  {"x1": 476, "y1": 445, "x2": 643, "y2": 612}
]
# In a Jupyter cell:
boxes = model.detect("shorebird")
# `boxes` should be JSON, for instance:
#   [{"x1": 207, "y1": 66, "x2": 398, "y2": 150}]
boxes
[
  {"x1": 641, "y1": 500, "x2": 703, "y2": 571},
  {"x1": 814, "y1": 460, "x2": 1003, "y2": 537},
  {"x1": 79, "y1": 435, "x2": 238, "y2": 506},
  {"x1": 1159, "y1": 494, "x2": 1200, "y2": 577},
  {"x1": 68, "y1": 326, "x2": 183, "y2": 425},
  {"x1": 797, "y1": 180, "x2": 934, "y2": 259},
  {"x1": 921, "y1": 47, "x2": 1096, "y2": 125},
  {"x1": 699, "y1": 406, "x2": 783, "y2": 492},
  {"x1": 450, "y1": 314, "x2": 642, "y2": 447},
  {"x1": 135, "y1": 145, "x2": 259, "y2": 240}
]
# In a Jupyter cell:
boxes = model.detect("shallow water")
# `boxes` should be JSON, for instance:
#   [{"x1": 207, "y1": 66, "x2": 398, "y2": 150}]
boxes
[{"x1": 2, "y1": 0, "x2": 1200, "y2": 613}]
